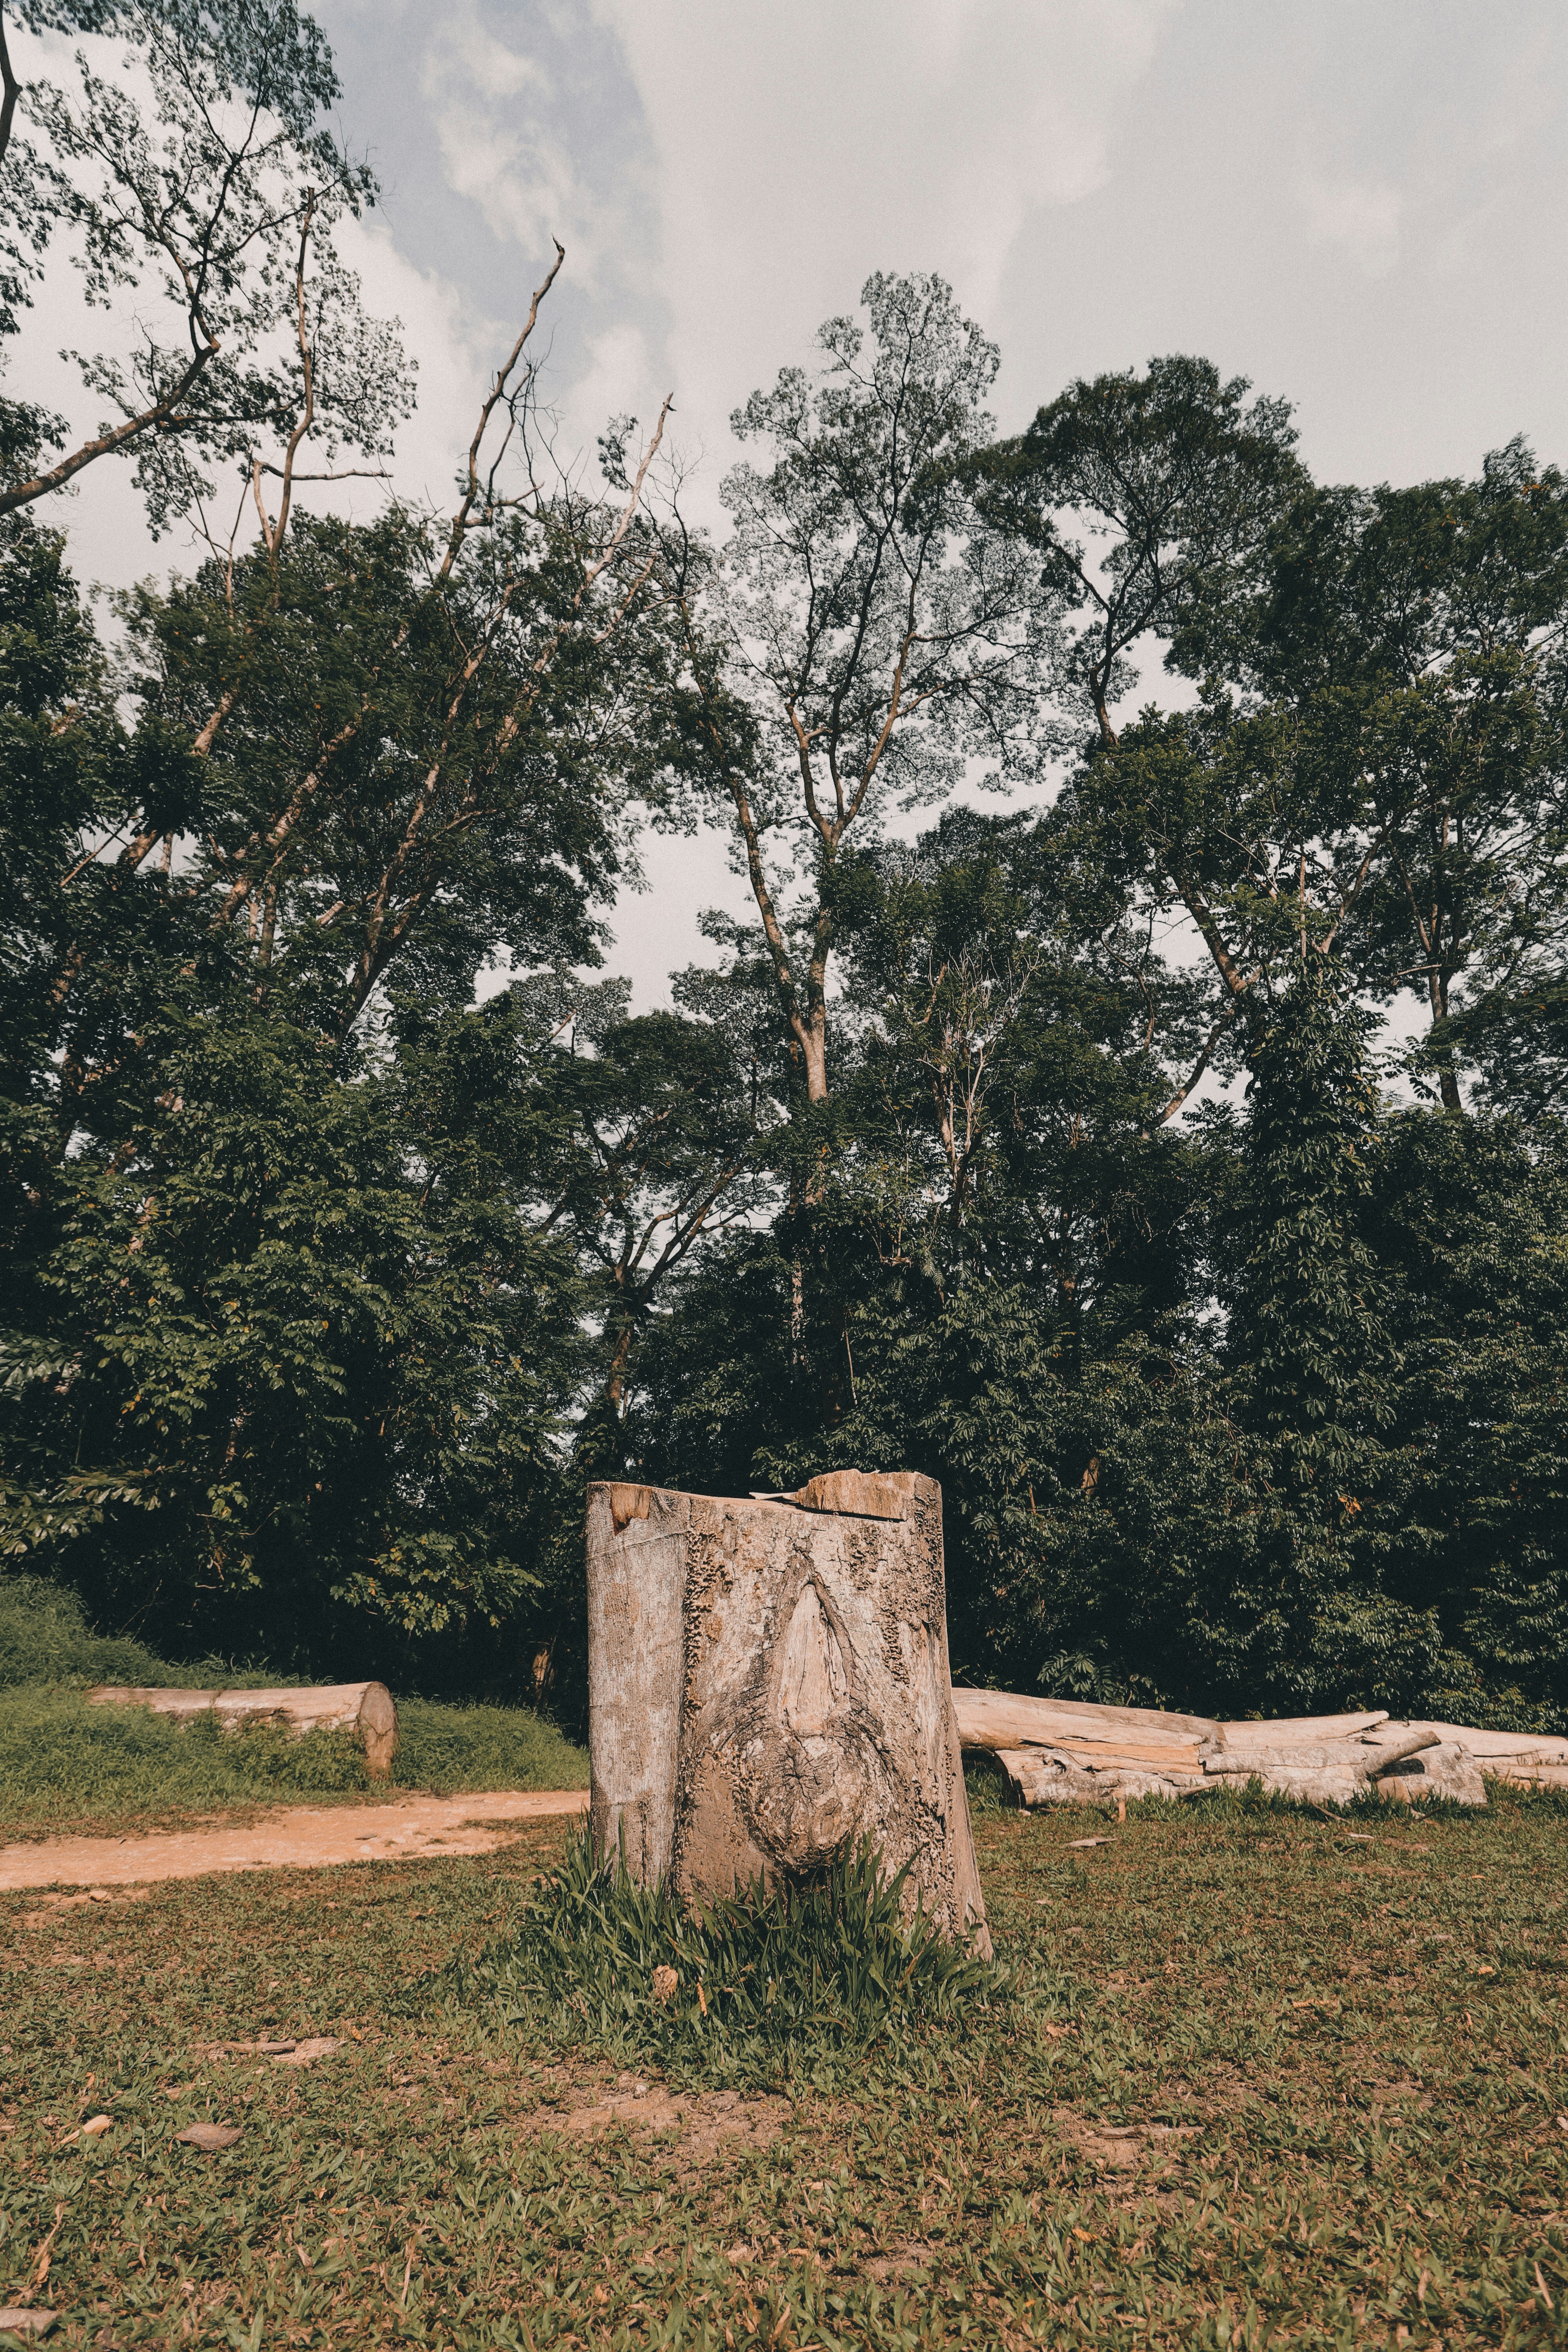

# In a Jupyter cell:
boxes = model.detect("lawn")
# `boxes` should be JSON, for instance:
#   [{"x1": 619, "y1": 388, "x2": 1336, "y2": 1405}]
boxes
[
  {"x1": 0, "y1": 1579, "x2": 588, "y2": 1838},
  {"x1": 0, "y1": 1688, "x2": 589, "y2": 1838},
  {"x1": 3, "y1": 1785, "x2": 1566, "y2": 2348}
]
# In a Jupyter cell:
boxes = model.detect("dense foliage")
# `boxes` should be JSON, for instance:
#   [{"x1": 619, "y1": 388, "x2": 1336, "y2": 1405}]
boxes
[{"x1": 1, "y1": 1, "x2": 1564, "y2": 1731}]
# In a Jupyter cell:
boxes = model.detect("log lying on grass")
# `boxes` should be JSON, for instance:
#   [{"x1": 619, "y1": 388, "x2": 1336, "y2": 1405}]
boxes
[
  {"x1": 949, "y1": 1688, "x2": 1560, "y2": 1809},
  {"x1": 586, "y1": 1470, "x2": 991, "y2": 1953},
  {"x1": 86, "y1": 1682, "x2": 398, "y2": 1776}
]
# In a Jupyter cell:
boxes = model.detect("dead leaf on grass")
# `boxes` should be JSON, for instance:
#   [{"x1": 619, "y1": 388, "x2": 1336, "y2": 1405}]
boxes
[
  {"x1": 863, "y1": 2241, "x2": 938, "y2": 2283},
  {"x1": 54, "y1": 2113, "x2": 112, "y2": 2149},
  {"x1": 198, "y1": 2034, "x2": 340, "y2": 2065},
  {"x1": 19, "y1": 1889, "x2": 150, "y2": 1929},
  {"x1": 176, "y1": 2123, "x2": 241, "y2": 2152},
  {"x1": 1054, "y1": 2109, "x2": 1200, "y2": 2175},
  {"x1": 274, "y1": 2037, "x2": 342, "y2": 2066}
]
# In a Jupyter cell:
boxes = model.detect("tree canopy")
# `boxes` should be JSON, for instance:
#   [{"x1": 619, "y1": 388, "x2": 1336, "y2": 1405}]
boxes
[{"x1": 1, "y1": 24, "x2": 1564, "y2": 1732}]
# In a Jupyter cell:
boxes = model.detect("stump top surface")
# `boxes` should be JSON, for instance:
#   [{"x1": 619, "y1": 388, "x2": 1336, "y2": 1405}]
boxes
[{"x1": 597, "y1": 1468, "x2": 938, "y2": 1534}]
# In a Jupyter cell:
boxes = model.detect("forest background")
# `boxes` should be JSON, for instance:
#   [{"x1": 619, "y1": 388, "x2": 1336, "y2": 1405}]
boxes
[{"x1": 2, "y1": 0, "x2": 1566, "y2": 1737}]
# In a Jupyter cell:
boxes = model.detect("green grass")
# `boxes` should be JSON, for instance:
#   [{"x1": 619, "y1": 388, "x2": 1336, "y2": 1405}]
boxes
[
  {"x1": 0, "y1": 1687, "x2": 589, "y2": 1835},
  {"x1": 0, "y1": 1574, "x2": 288, "y2": 1693},
  {"x1": 441, "y1": 1830, "x2": 1002, "y2": 2084},
  {"x1": 0, "y1": 1577, "x2": 588, "y2": 1834},
  {"x1": 4, "y1": 1786, "x2": 1567, "y2": 2347}
]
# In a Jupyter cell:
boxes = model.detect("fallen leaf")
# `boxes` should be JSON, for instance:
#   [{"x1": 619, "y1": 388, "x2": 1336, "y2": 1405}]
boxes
[
  {"x1": 274, "y1": 2037, "x2": 341, "y2": 2067},
  {"x1": 53, "y1": 2114, "x2": 112, "y2": 2149}
]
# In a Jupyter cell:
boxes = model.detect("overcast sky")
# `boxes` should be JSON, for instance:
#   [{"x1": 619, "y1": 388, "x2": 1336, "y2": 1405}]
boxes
[{"x1": 21, "y1": 0, "x2": 1568, "y2": 1005}]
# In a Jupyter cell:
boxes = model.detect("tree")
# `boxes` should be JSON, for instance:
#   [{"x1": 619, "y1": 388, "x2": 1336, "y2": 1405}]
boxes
[
  {"x1": 519, "y1": 971, "x2": 769, "y2": 1432},
  {"x1": 0, "y1": 123, "x2": 695, "y2": 1662},
  {"x1": 0, "y1": 0, "x2": 405, "y2": 530},
  {"x1": 27, "y1": 259, "x2": 680, "y2": 1176},
  {"x1": 1237, "y1": 443, "x2": 1568, "y2": 1112},
  {"x1": 0, "y1": 1000, "x2": 586, "y2": 1667},
  {"x1": 1044, "y1": 431, "x2": 1568, "y2": 1113},
  {"x1": 969, "y1": 352, "x2": 1304, "y2": 750},
  {"x1": 663, "y1": 272, "x2": 1061, "y2": 1105},
  {"x1": 1369, "y1": 1111, "x2": 1568, "y2": 1724}
]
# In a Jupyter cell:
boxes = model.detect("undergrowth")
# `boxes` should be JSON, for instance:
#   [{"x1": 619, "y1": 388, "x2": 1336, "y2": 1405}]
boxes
[
  {"x1": 439, "y1": 1830, "x2": 1006, "y2": 2087},
  {"x1": 0, "y1": 1686, "x2": 588, "y2": 1830},
  {"x1": 0, "y1": 1577, "x2": 588, "y2": 1829}
]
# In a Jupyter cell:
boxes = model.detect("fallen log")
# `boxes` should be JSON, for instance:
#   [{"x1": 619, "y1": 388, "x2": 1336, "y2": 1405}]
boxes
[
  {"x1": 951, "y1": 1688, "x2": 1220, "y2": 1752},
  {"x1": 87, "y1": 1682, "x2": 398, "y2": 1776},
  {"x1": 1374, "y1": 1742, "x2": 1488, "y2": 1805},
  {"x1": 1417, "y1": 1724, "x2": 1568, "y2": 1765},
  {"x1": 1204, "y1": 1729, "x2": 1439, "y2": 1775},
  {"x1": 1489, "y1": 1760, "x2": 1568, "y2": 1790},
  {"x1": 1218, "y1": 1711, "x2": 1389, "y2": 1745},
  {"x1": 990, "y1": 1748, "x2": 1212, "y2": 1806}
]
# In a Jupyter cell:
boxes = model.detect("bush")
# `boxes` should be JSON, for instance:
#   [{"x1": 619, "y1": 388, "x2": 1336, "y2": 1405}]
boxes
[{"x1": 0, "y1": 1573, "x2": 241, "y2": 1689}]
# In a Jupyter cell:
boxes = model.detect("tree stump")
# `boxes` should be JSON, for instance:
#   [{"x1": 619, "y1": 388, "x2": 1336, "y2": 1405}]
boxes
[{"x1": 585, "y1": 1469, "x2": 990, "y2": 1955}]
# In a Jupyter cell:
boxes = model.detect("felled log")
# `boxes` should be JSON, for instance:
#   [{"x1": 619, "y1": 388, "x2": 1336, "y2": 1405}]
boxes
[
  {"x1": 1374, "y1": 1742, "x2": 1488, "y2": 1804},
  {"x1": 586, "y1": 1470, "x2": 990, "y2": 1953},
  {"x1": 952, "y1": 1687, "x2": 1503, "y2": 1808},
  {"x1": 87, "y1": 1682, "x2": 398, "y2": 1776},
  {"x1": 1205, "y1": 1728, "x2": 1439, "y2": 1776},
  {"x1": 1218, "y1": 1710, "x2": 1389, "y2": 1745},
  {"x1": 990, "y1": 1748, "x2": 1213, "y2": 1806},
  {"x1": 1487, "y1": 1760, "x2": 1568, "y2": 1790},
  {"x1": 953, "y1": 1688, "x2": 1220, "y2": 1752}
]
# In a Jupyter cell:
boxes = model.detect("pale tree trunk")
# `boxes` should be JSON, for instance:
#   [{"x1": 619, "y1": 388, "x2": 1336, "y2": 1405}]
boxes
[
  {"x1": 88, "y1": 1682, "x2": 398, "y2": 1775},
  {"x1": 585, "y1": 1469, "x2": 990, "y2": 1954}
]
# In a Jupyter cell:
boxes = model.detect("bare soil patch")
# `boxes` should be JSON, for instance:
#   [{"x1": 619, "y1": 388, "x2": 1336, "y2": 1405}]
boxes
[
  {"x1": 546, "y1": 2071, "x2": 793, "y2": 2166},
  {"x1": 0, "y1": 1787, "x2": 586, "y2": 1889}
]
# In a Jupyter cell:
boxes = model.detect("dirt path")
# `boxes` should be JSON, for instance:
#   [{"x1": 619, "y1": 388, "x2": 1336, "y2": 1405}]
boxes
[{"x1": 0, "y1": 1788, "x2": 588, "y2": 1890}]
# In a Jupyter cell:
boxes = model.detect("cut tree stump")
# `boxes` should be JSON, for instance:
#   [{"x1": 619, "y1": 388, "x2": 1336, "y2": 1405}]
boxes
[
  {"x1": 585, "y1": 1470, "x2": 991, "y2": 1955},
  {"x1": 86, "y1": 1682, "x2": 398, "y2": 1776}
]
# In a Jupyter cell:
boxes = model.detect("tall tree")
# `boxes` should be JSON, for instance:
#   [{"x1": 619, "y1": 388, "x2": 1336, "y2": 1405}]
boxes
[
  {"x1": 662, "y1": 272, "x2": 1061, "y2": 1105},
  {"x1": 1236, "y1": 443, "x2": 1568, "y2": 1111},
  {"x1": 969, "y1": 352, "x2": 1304, "y2": 750},
  {"x1": 0, "y1": 0, "x2": 402, "y2": 529}
]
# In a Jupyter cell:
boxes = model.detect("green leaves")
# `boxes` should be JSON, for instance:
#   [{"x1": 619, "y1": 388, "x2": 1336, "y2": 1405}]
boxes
[{"x1": 0, "y1": 1006, "x2": 580, "y2": 1664}]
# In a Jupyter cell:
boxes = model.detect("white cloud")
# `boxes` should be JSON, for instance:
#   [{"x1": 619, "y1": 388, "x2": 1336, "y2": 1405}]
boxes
[
  {"x1": 420, "y1": 1, "x2": 651, "y2": 294},
  {"x1": 1298, "y1": 173, "x2": 1404, "y2": 279},
  {"x1": 569, "y1": 0, "x2": 1175, "y2": 527}
]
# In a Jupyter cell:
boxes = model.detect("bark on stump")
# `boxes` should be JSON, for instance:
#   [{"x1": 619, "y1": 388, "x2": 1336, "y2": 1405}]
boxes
[{"x1": 585, "y1": 1469, "x2": 990, "y2": 1955}]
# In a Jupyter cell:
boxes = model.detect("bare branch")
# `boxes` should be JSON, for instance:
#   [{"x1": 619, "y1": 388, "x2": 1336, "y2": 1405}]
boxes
[{"x1": 0, "y1": 342, "x2": 218, "y2": 518}]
